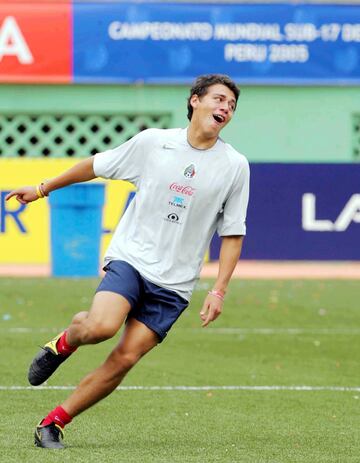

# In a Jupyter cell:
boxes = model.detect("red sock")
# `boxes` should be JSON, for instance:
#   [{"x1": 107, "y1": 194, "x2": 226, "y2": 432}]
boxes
[
  {"x1": 56, "y1": 330, "x2": 78, "y2": 356},
  {"x1": 42, "y1": 405, "x2": 72, "y2": 428}
]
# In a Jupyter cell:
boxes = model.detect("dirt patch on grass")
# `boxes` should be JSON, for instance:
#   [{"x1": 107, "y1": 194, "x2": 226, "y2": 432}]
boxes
[
  {"x1": 1, "y1": 261, "x2": 360, "y2": 279},
  {"x1": 201, "y1": 261, "x2": 360, "y2": 279}
]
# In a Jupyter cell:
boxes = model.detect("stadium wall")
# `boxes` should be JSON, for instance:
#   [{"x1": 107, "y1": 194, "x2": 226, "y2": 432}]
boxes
[
  {"x1": 0, "y1": 84, "x2": 359, "y2": 162},
  {"x1": 1, "y1": 84, "x2": 359, "y2": 265}
]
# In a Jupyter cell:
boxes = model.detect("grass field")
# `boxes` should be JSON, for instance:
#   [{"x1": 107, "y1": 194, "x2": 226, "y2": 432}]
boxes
[{"x1": 0, "y1": 277, "x2": 359, "y2": 462}]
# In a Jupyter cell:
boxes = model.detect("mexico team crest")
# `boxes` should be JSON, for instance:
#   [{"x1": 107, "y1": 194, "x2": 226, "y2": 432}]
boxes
[{"x1": 184, "y1": 164, "x2": 196, "y2": 178}]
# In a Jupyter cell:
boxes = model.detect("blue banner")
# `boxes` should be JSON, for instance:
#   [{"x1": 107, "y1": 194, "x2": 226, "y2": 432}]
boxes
[
  {"x1": 73, "y1": 2, "x2": 360, "y2": 84},
  {"x1": 210, "y1": 164, "x2": 360, "y2": 260}
]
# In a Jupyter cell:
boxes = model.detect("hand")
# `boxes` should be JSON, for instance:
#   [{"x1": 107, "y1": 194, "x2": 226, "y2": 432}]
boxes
[
  {"x1": 200, "y1": 293, "x2": 223, "y2": 328},
  {"x1": 5, "y1": 186, "x2": 39, "y2": 204}
]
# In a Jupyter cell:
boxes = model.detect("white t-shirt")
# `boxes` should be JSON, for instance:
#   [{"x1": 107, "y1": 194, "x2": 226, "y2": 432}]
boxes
[{"x1": 93, "y1": 127, "x2": 249, "y2": 301}]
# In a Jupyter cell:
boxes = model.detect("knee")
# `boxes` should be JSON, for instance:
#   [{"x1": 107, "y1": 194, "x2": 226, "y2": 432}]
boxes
[
  {"x1": 82, "y1": 321, "x2": 117, "y2": 344},
  {"x1": 72, "y1": 311, "x2": 89, "y2": 324},
  {"x1": 111, "y1": 350, "x2": 140, "y2": 374}
]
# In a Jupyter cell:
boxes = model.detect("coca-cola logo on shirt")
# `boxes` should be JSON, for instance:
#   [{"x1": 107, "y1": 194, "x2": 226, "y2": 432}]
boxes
[{"x1": 169, "y1": 183, "x2": 196, "y2": 196}]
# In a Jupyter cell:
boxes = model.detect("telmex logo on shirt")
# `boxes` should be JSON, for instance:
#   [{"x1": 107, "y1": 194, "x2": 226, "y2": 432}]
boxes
[
  {"x1": 169, "y1": 183, "x2": 196, "y2": 196},
  {"x1": 168, "y1": 195, "x2": 186, "y2": 209}
]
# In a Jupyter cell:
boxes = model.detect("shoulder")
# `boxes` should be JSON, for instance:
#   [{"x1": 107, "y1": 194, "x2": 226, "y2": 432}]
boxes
[
  {"x1": 136, "y1": 127, "x2": 182, "y2": 143},
  {"x1": 130, "y1": 128, "x2": 182, "y2": 152},
  {"x1": 217, "y1": 139, "x2": 249, "y2": 171}
]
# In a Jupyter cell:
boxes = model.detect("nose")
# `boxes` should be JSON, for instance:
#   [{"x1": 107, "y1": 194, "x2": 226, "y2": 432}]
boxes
[
  {"x1": 219, "y1": 101, "x2": 231, "y2": 113},
  {"x1": 219, "y1": 104, "x2": 229, "y2": 114}
]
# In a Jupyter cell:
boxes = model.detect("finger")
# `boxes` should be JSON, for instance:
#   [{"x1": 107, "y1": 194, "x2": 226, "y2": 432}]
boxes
[
  {"x1": 200, "y1": 312, "x2": 207, "y2": 321},
  {"x1": 202, "y1": 308, "x2": 214, "y2": 327},
  {"x1": 202, "y1": 304, "x2": 223, "y2": 327},
  {"x1": 199, "y1": 303, "x2": 209, "y2": 320},
  {"x1": 202, "y1": 316, "x2": 211, "y2": 328},
  {"x1": 16, "y1": 195, "x2": 27, "y2": 205},
  {"x1": 5, "y1": 191, "x2": 18, "y2": 201}
]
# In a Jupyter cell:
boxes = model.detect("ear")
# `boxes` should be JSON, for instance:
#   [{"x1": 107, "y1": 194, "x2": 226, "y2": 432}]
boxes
[{"x1": 190, "y1": 94, "x2": 200, "y2": 111}]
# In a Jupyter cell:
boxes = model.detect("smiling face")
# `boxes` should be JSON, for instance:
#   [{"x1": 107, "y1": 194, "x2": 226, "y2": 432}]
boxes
[{"x1": 189, "y1": 84, "x2": 237, "y2": 140}]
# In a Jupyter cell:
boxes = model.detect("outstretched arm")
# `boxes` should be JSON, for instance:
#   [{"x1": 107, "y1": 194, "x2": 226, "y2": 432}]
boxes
[
  {"x1": 5, "y1": 157, "x2": 96, "y2": 204},
  {"x1": 200, "y1": 235, "x2": 244, "y2": 327}
]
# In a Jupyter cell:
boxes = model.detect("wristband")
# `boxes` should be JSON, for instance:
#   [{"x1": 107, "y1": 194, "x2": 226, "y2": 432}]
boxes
[
  {"x1": 208, "y1": 290, "x2": 225, "y2": 301},
  {"x1": 35, "y1": 185, "x2": 44, "y2": 199},
  {"x1": 39, "y1": 183, "x2": 49, "y2": 197}
]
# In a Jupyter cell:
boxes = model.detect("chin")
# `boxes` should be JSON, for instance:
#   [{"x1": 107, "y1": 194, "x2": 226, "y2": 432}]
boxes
[
  {"x1": 209, "y1": 125, "x2": 222, "y2": 136},
  {"x1": 205, "y1": 120, "x2": 218, "y2": 131}
]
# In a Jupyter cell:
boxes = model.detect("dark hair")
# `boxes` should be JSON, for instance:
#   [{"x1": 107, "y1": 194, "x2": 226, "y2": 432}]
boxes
[{"x1": 187, "y1": 74, "x2": 240, "y2": 121}]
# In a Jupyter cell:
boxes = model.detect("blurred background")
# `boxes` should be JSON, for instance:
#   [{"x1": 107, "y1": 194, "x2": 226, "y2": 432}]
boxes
[{"x1": 0, "y1": 0, "x2": 359, "y2": 275}]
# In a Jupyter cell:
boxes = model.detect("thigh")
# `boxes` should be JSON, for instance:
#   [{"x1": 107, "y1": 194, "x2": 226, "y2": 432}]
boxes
[
  {"x1": 86, "y1": 291, "x2": 132, "y2": 335},
  {"x1": 89, "y1": 260, "x2": 142, "y2": 334},
  {"x1": 115, "y1": 318, "x2": 160, "y2": 358}
]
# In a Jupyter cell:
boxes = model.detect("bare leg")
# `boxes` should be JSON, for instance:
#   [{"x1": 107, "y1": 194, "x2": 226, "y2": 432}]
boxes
[
  {"x1": 28, "y1": 291, "x2": 133, "y2": 388},
  {"x1": 65, "y1": 291, "x2": 131, "y2": 346},
  {"x1": 61, "y1": 318, "x2": 159, "y2": 417}
]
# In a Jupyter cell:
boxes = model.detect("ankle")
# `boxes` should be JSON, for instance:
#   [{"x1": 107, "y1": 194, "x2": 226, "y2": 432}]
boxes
[
  {"x1": 42, "y1": 405, "x2": 72, "y2": 428},
  {"x1": 56, "y1": 331, "x2": 78, "y2": 356}
]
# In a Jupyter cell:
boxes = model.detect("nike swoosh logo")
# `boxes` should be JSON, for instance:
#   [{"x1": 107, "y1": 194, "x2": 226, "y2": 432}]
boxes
[{"x1": 163, "y1": 144, "x2": 175, "y2": 149}]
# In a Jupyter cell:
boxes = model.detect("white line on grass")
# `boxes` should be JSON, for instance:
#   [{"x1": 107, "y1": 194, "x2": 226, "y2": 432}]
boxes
[
  {"x1": 1, "y1": 385, "x2": 360, "y2": 392},
  {"x1": 0, "y1": 327, "x2": 61, "y2": 333},
  {"x1": 2, "y1": 327, "x2": 360, "y2": 335},
  {"x1": 0, "y1": 327, "x2": 360, "y2": 336},
  {"x1": 198, "y1": 328, "x2": 360, "y2": 335}
]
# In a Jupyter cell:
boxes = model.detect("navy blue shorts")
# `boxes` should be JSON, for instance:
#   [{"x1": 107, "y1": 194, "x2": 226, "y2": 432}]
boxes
[{"x1": 95, "y1": 260, "x2": 188, "y2": 342}]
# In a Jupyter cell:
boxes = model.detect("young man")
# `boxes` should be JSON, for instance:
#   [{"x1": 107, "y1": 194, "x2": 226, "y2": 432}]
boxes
[{"x1": 6, "y1": 74, "x2": 249, "y2": 449}]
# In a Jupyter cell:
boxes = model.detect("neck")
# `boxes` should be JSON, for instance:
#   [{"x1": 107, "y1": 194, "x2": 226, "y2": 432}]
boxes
[{"x1": 187, "y1": 125, "x2": 218, "y2": 150}]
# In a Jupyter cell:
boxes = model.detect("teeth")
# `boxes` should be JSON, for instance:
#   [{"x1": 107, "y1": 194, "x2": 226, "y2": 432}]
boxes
[{"x1": 214, "y1": 114, "x2": 224, "y2": 123}]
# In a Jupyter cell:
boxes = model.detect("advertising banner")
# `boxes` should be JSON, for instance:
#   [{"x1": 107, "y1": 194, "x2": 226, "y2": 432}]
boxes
[
  {"x1": 0, "y1": 160, "x2": 135, "y2": 264},
  {"x1": 1, "y1": 161, "x2": 359, "y2": 264},
  {"x1": 73, "y1": 2, "x2": 360, "y2": 84},
  {"x1": 0, "y1": 2, "x2": 71, "y2": 83},
  {"x1": 210, "y1": 164, "x2": 360, "y2": 261},
  {"x1": 1, "y1": 2, "x2": 360, "y2": 84}
]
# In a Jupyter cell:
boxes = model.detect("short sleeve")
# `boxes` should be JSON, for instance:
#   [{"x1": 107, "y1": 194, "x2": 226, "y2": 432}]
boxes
[
  {"x1": 217, "y1": 159, "x2": 250, "y2": 236},
  {"x1": 93, "y1": 130, "x2": 149, "y2": 186}
]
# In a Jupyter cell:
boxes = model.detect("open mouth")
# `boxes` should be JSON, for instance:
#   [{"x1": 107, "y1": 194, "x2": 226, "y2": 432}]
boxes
[{"x1": 213, "y1": 114, "x2": 225, "y2": 124}]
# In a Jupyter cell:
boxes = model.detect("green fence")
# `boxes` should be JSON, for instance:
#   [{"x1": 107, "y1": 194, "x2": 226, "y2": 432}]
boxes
[
  {"x1": 0, "y1": 113, "x2": 171, "y2": 157},
  {"x1": 0, "y1": 84, "x2": 359, "y2": 162}
]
